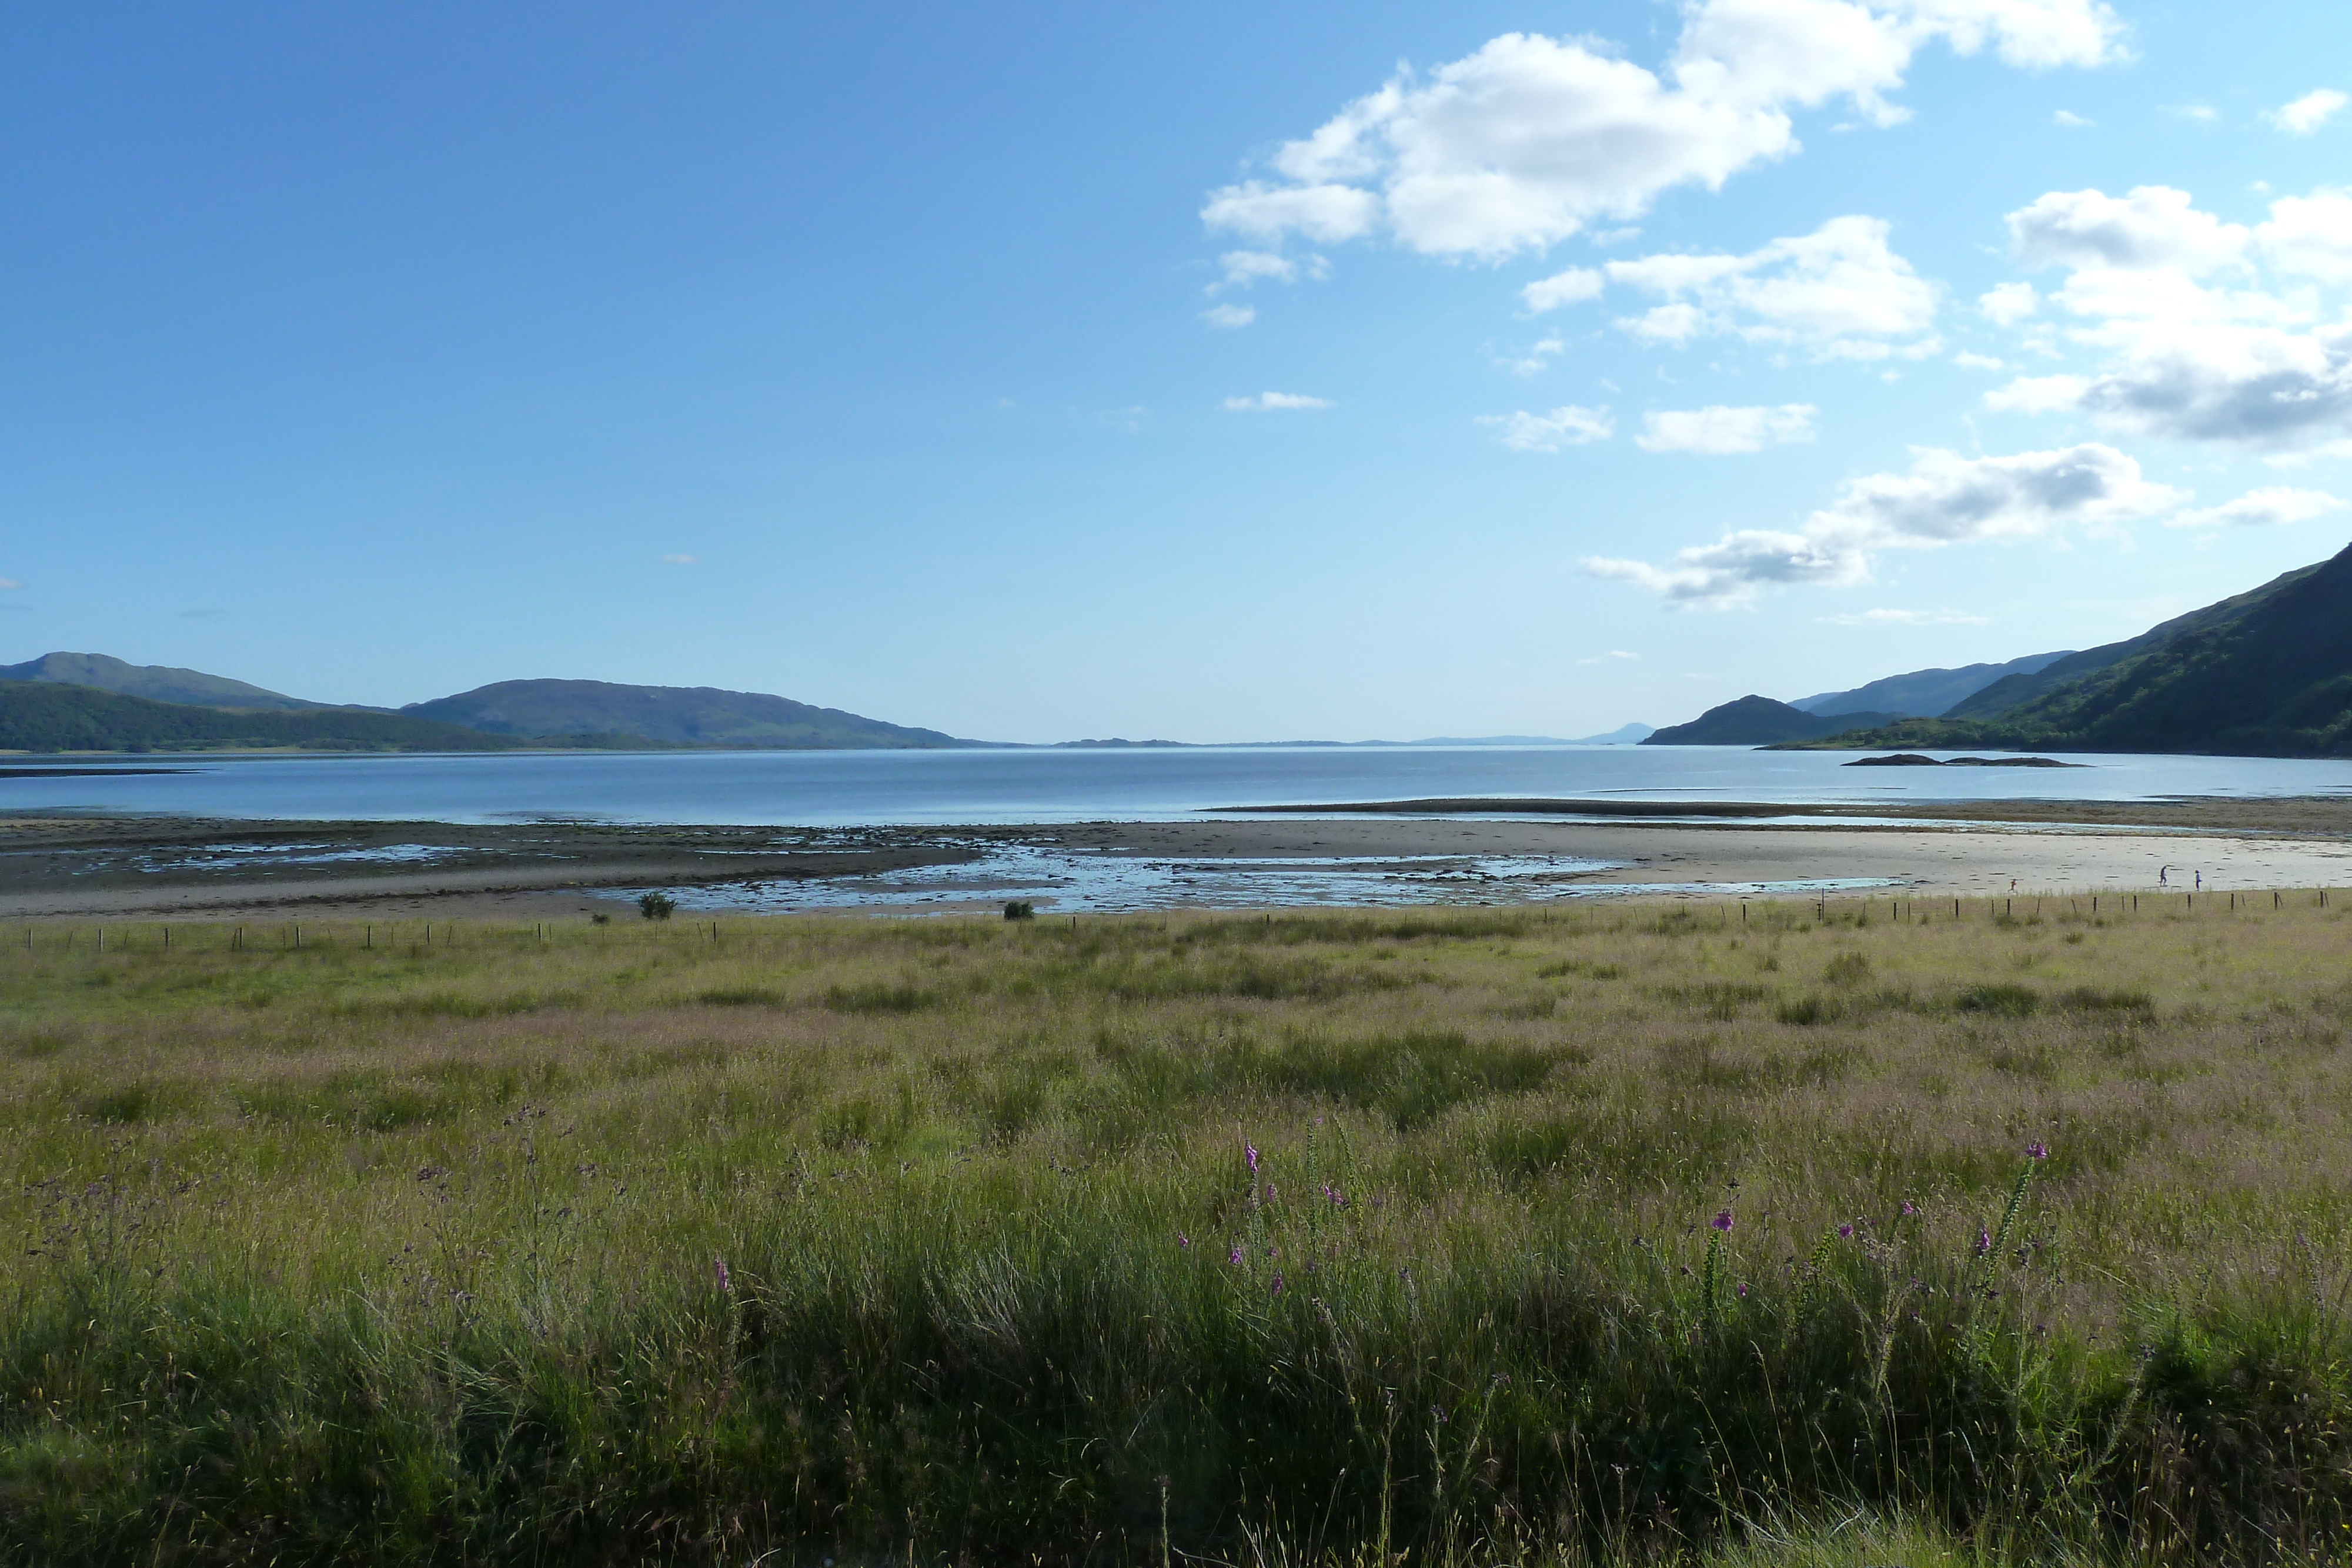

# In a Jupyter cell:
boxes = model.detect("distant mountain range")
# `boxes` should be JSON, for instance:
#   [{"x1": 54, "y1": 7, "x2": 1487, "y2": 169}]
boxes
[
  {"x1": 0, "y1": 654, "x2": 1656, "y2": 754},
  {"x1": 1790, "y1": 651, "x2": 2074, "y2": 719},
  {"x1": 45, "y1": 539, "x2": 2352, "y2": 765}
]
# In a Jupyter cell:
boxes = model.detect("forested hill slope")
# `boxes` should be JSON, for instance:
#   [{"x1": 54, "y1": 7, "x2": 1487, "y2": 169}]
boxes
[
  {"x1": 1946, "y1": 561, "x2": 2325, "y2": 721},
  {"x1": 403, "y1": 679, "x2": 978, "y2": 749},
  {"x1": 1786, "y1": 543, "x2": 2352, "y2": 757},
  {"x1": 0, "y1": 682, "x2": 642, "y2": 753},
  {"x1": 1643, "y1": 695, "x2": 1908, "y2": 745}
]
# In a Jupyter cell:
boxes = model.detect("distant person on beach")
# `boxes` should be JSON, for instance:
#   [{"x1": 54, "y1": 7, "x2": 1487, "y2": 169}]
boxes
[
  {"x1": 2196, "y1": 870, "x2": 2203, "y2": 891},
  {"x1": 2160, "y1": 866, "x2": 2170, "y2": 887}
]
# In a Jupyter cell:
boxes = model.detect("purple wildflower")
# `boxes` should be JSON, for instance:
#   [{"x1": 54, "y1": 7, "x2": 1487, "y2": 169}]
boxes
[
  {"x1": 1265, "y1": 1183, "x2": 1277, "y2": 1202},
  {"x1": 1737, "y1": 1283, "x2": 1749, "y2": 1298},
  {"x1": 1230, "y1": 1244, "x2": 1244, "y2": 1266},
  {"x1": 2027, "y1": 1141, "x2": 2049, "y2": 1161},
  {"x1": 1271, "y1": 1272, "x2": 1285, "y2": 1296},
  {"x1": 1711, "y1": 1209, "x2": 1735, "y2": 1232},
  {"x1": 1177, "y1": 1233, "x2": 1191, "y2": 1249},
  {"x1": 1245, "y1": 1142, "x2": 1260, "y2": 1175},
  {"x1": 1975, "y1": 1229, "x2": 1992, "y2": 1256},
  {"x1": 713, "y1": 1255, "x2": 731, "y2": 1295},
  {"x1": 1900, "y1": 1201, "x2": 1917, "y2": 1217},
  {"x1": 1838, "y1": 1223, "x2": 1855, "y2": 1240}
]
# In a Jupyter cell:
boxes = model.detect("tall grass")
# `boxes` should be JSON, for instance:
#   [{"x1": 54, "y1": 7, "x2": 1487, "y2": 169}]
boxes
[{"x1": 5, "y1": 896, "x2": 2352, "y2": 1563}]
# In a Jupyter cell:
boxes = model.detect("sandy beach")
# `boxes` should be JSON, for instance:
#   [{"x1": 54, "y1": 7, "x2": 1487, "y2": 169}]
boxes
[{"x1": 4, "y1": 799, "x2": 2350, "y2": 919}]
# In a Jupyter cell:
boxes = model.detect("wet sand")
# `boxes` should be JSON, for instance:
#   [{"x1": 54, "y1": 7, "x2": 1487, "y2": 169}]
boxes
[{"x1": 4, "y1": 799, "x2": 2350, "y2": 919}]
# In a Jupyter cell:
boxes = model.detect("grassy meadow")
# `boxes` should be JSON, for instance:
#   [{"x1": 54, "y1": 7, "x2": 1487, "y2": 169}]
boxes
[{"x1": 6, "y1": 894, "x2": 2352, "y2": 1564}]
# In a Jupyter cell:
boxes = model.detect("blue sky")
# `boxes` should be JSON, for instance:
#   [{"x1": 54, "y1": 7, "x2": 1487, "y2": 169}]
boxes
[{"x1": 3, "y1": 1, "x2": 2350, "y2": 741}]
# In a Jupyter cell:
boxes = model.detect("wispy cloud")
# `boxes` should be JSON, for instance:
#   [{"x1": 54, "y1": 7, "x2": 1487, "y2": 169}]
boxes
[
  {"x1": 1497, "y1": 336, "x2": 1566, "y2": 375},
  {"x1": 1479, "y1": 405, "x2": 1613, "y2": 451},
  {"x1": 1602, "y1": 217, "x2": 1942, "y2": 362},
  {"x1": 0, "y1": 577, "x2": 21, "y2": 590},
  {"x1": 1522, "y1": 268, "x2": 1603, "y2": 313},
  {"x1": 1819, "y1": 608, "x2": 1990, "y2": 626},
  {"x1": 1222, "y1": 391, "x2": 1332, "y2": 412},
  {"x1": 2053, "y1": 109, "x2": 2094, "y2": 128},
  {"x1": 661, "y1": 554, "x2": 700, "y2": 566},
  {"x1": 1199, "y1": 303, "x2": 1255, "y2": 329},
  {"x1": 1587, "y1": 443, "x2": 2184, "y2": 609},
  {"x1": 2165, "y1": 486, "x2": 2346, "y2": 529},
  {"x1": 2267, "y1": 89, "x2": 2348, "y2": 136},
  {"x1": 1576, "y1": 649, "x2": 1639, "y2": 664},
  {"x1": 1635, "y1": 404, "x2": 1815, "y2": 454}
]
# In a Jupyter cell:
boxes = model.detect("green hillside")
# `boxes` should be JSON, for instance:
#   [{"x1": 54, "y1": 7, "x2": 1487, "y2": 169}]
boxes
[
  {"x1": 404, "y1": 678, "x2": 978, "y2": 749},
  {"x1": 1944, "y1": 561, "x2": 2323, "y2": 720},
  {"x1": 0, "y1": 681, "x2": 648, "y2": 753},
  {"x1": 1784, "y1": 543, "x2": 2352, "y2": 757},
  {"x1": 0, "y1": 651, "x2": 332, "y2": 710}
]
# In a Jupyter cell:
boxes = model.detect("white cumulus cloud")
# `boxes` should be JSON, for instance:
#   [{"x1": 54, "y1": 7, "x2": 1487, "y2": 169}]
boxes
[
  {"x1": 1223, "y1": 391, "x2": 1333, "y2": 412},
  {"x1": 1213, "y1": 250, "x2": 1299, "y2": 290},
  {"x1": 1636, "y1": 403, "x2": 1818, "y2": 453},
  {"x1": 1200, "y1": 182, "x2": 1378, "y2": 244},
  {"x1": 2267, "y1": 89, "x2": 2349, "y2": 136},
  {"x1": 1204, "y1": 1, "x2": 2124, "y2": 260},
  {"x1": 1981, "y1": 185, "x2": 2352, "y2": 450},
  {"x1": 1481, "y1": 405, "x2": 1615, "y2": 450},
  {"x1": 2007, "y1": 185, "x2": 2249, "y2": 275},
  {"x1": 2257, "y1": 190, "x2": 2352, "y2": 283},
  {"x1": 1200, "y1": 303, "x2": 1256, "y2": 329},
  {"x1": 2165, "y1": 486, "x2": 2346, "y2": 529},
  {"x1": 1586, "y1": 443, "x2": 2183, "y2": 607},
  {"x1": 1602, "y1": 216, "x2": 1940, "y2": 359},
  {"x1": 1979, "y1": 280, "x2": 2039, "y2": 325}
]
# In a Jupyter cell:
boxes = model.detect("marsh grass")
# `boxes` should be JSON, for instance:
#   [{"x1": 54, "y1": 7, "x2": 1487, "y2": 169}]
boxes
[{"x1": 6, "y1": 896, "x2": 2352, "y2": 1564}]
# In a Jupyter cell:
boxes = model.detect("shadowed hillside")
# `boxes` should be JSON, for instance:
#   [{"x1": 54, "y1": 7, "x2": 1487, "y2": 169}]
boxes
[{"x1": 1790, "y1": 543, "x2": 2352, "y2": 757}]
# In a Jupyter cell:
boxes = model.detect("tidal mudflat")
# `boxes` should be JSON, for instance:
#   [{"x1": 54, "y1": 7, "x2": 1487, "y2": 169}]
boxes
[{"x1": 6, "y1": 797, "x2": 2352, "y2": 920}]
